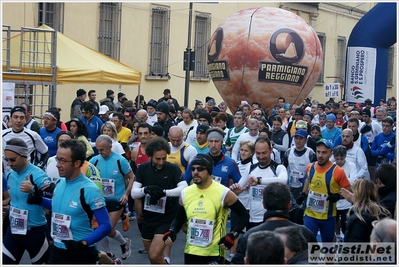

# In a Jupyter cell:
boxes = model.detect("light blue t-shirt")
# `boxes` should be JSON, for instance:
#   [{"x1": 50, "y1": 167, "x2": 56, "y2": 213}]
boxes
[
  {"x1": 321, "y1": 127, "x2": 342, "y2": 147},
  {"x1": 52, "y1": 173, "x2": 105, "y2": 249},
  {"x1": 7, "y1": 163, "x2": 50, "y2": 228},
  {"x1": 89, "y1": 151, "x2": 132, "y2": 201}
]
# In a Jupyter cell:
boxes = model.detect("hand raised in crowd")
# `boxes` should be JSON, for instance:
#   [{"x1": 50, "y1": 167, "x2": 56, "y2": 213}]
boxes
[
  {"x1": 229, "y1": 183, "x2": 245, "y2": 195},
  {"x1": 340, "y1": 187, "x2": 353, "y2": 203}
]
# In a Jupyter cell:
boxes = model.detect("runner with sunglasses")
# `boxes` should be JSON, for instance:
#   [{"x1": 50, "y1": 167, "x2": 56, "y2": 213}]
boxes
[
  {"x1": 3, "y1": 138, "x2": 52, "y2": 264},
  {"x1": 163, "y1": 153, "x2": 249, "y2": 264}
]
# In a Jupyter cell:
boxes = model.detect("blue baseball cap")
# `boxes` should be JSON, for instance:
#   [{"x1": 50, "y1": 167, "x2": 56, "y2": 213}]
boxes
[
  {"x1": 293, "y1": 129, "x2": 308, "y2": 138},
  {"x1": 316, "y1": 139, "x2": 333, "y2": 150},
  {"x1": 326, "y1": 113, "x2": 336, "y2": 122}
]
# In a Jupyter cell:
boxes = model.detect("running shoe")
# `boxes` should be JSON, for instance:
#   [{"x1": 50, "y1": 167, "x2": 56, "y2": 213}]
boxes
[
  {"x1": 138, "y1": 247, "x2": 147, "y2": 254},
  {"x1": 121, "y1": 238, "x2": 132, "y2": 260},
  {"x1": 122, "y1": 214, "x2": 130, "y2": 231}
]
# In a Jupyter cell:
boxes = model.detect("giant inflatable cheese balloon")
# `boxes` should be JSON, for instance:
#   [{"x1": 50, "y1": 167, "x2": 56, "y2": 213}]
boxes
[{"x1": 208, "y1": 7, "x2": 323, "y2": 112}]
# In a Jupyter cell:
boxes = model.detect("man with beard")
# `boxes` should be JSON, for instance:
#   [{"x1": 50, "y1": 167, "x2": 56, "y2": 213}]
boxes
[
  {"x1": 163, "y1": 154, "x2": 249, "y2": 264},
  {"x1": 130, "y1": 137, "x2": 187, "y2": 264},
  {"x1": 154, "y1": 102, "x2": 174, "y2": 141},
  {"x1": 283, "y1": 129, "x2": 316, "y2": 224}
]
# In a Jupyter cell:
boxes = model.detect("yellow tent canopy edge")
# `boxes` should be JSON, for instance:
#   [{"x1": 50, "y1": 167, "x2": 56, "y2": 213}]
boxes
[{"x1": 2, "y1": 25, "x2": 141, "y2": 85}]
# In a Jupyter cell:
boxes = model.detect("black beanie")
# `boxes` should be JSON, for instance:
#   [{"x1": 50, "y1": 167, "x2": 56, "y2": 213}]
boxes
[
  {"x1": 198, "y1": 112, "x2": 212, "y2": 124},
  {"x1": 156, "y1": 101, "x2": 170, "y2": 114},
  {"x1": 106, "y1": 89, "x2": 114, "y2": 97},
  {"x1": 191, "y1": 154, "x2": 214, "y2": 175}
]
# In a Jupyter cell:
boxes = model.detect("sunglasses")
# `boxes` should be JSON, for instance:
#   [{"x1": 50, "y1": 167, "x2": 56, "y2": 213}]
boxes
[
  {"x1": 3, "y1": 155, "x2": 22, "y2": 162},
  {"x1": 191, "y1": 166, "x2": 206, "y2": 172}
]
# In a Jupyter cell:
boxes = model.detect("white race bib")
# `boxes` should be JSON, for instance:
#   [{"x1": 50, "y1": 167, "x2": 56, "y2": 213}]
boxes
[
  {"x1": 101, "y1": 178, "x2": 115, "y2": 197},
  {"x1": 289, "y1": 170, "x2": 304, "y2": 188},
  {"x1": 143, "y1": 194, "x2": 167, "y2": 214},
  {"x1": 306, "y1": 190, "x2": 328, "y2": 213},
  {"x1": 9, "y1": 206, "x2": 28, "y2": 235},
  {"x1": 188, "y1": 217, "x2": 214, "y2": 247},
  {"x1": 51, "y1": 213, "x2": 73, "y2": 243},
  {"x1": 250, "y1": 185, "x2": 265, "y2": 202}
]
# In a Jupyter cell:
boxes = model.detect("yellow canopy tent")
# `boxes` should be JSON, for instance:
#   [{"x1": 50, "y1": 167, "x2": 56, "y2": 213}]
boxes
[{"x1": 2, "y1": 25, "x2": 141, "y2": 85}]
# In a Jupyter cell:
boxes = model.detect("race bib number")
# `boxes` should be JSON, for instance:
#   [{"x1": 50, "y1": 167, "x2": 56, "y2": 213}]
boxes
[
  {"x1": 212, "y1": 175, "x2": 222, "y2": 184},
  {"x1": 250, "y1": 185, "x2": 265, "y2": 202},
  {"x1": 143, "y1": 195, "x2": 167, "y2": 214},
  {"x1": 188, "y1": 217, "x2": 214, "y2": 247},
  {"x1": 289, "y1": 170, "x2": 304, "y2": 188},
  {"x1": 306, "y1": 190, "x2": 327, "y2": 213},
  {"x1": 9, "y1": 206, "x2": 28, "y2": 235},
  {"x1": 101, "y1": 178, "x2": 115, "y2": 197},
  {"x1": 51, "y1": 213, "x2": 73, "y2": 243}
]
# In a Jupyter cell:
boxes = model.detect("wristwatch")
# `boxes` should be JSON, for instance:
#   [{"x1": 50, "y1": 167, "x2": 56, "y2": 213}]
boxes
[
  {"x1": 231, "y1": 231, "x2": 239, "y2": 239},
  {"x1": 257, "y1": 177, "x2": 262, "y2": 185}
]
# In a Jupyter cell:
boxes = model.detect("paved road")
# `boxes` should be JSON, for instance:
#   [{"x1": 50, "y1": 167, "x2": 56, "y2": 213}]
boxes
[{"x1": 20, "y1": 217, "x2": 188, "y2": 264}]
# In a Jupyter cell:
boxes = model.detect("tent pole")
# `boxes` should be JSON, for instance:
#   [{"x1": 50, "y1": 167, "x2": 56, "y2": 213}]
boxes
[
  {"x1": 137, "y1": 85, "x2": 141, "y2": 108},
  {"x1": 51, "y1": 30, "x2": 57, "y2": 107}
]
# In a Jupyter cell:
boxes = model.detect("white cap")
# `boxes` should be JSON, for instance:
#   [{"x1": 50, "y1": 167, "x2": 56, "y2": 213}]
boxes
[
  {"x1": 98, "y1": 105, "x2": 109, "y2": 115},
  {"x1": 305, "y1": 106, "x2": 312, "y2": 112}
]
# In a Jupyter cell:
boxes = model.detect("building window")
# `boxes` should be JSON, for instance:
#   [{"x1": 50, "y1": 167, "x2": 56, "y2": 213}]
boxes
[
  {"x1": 38, "y1": 2, "x2": 64, "y2": 32},
  {"x1": 335, "y1": 36, "x2": 346, "y2": 83},
  {"x1": 387, "y1": 46, "x2": 394, "y2": 86},
  {"x1": 317, "y1": 33, "x2": 326, "y2": 83},
  {"x1": 193, "y1": 13, "x2": 211, "y2": 78},
  {"x1": 98, "y1": 3, "x2": 121, "y2": 60},
  {"x1": 149, "y1": 6, "x2": 170, "y2": 77}
]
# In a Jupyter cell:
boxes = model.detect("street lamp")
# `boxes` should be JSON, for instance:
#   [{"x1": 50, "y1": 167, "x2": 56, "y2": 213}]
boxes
[{"x1": 184, "y1": 2, "x2": 193, "y2": 107}]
